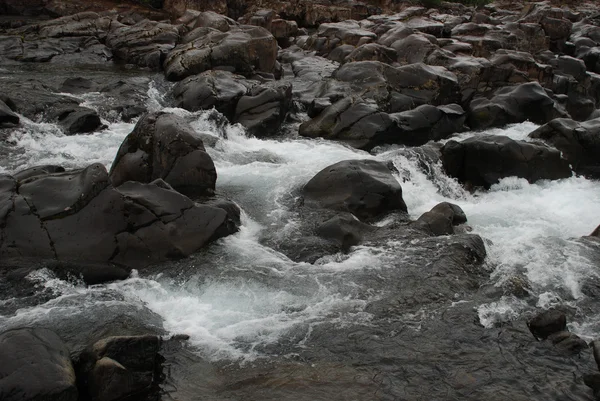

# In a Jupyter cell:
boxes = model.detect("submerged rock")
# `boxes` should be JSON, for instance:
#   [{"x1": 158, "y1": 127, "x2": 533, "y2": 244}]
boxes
[
  {"x1": 441, "y1": 135, "x2": 572, "y2": 189},
  {"x1": 302, "y1": 159, "x2": 407, "y2": 221},
  {"x1": 0, "y1": 328, "x2": 78, "y2": 401},
  {"x1": 110, "y1": 112, "x2": 217, "y2": 197}
]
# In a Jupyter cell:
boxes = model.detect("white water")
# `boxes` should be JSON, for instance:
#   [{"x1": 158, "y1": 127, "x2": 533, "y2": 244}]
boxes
[{"x1": 2, "y1": 89, "x2": 600, "y2": 359}]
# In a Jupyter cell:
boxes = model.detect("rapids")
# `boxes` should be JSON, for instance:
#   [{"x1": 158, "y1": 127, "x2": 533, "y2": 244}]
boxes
[{"x1": 1, "y1": 74, "x2": 600, "y2": 400}]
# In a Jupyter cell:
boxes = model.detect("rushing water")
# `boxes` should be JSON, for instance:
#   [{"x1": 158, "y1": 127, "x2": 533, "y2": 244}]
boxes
[{"x1": 1, "y1": 76, "x2": 600, "y2": 399}]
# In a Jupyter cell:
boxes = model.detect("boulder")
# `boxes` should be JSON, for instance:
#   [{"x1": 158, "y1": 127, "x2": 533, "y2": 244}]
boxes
[
  {"x1": 441, "y1": 135, "x2": 572, "y2": 189},
  {"x1": 0, "y1": 100, "x2": 19, "y2": 127},
  {"x1": 344, "y1": 43, "x2": 397, "y2": 64},
  {"x1": 302, "y1": 159, "x2": 407, "y2": 221},
  {"x1": 106, "y1": 20, "x2": 180, "y2": 69},
  {"x1": 77, "y1": 335, "x2": 162, "y2": 401},
  {"x1": 164, "y1": 26, "x2": 278, "y2": 81},
  {"x1": 0, "y1": 165, "x2": 237, "y2": 268},
  {"x1": 0, "y1": 328, "x2": 78, "y2": 401},
  {"x1": 57, "y1": 106, "x2": 103, "y2": 135},
  {"x1": 389, "y1": 103, "x2": 466, "y2": 146},
  {"x1": 171, "y1": 70, "x2": 254, "y2": 120},
  {"x1": 193, "y1": 10, "x2": 237, "y2": 32},
  {"x1": 234, "y1": 81, "x2": 292, "y2": 137},
  {"x1": 529, "y1": 117, "x2": 600, "y2": 178},
  {"x1": 110, "y1": 112, "x2": 216, "y2": 196},
  {"x1": 467, "y1": 82, "x2": 567, "y2": 130},
  {"x1": 547, "y1": 331, "x2": 588, "y2": 353},
  {"x1": 301, "y1": 20, "x2": 377, "y2": 55},
  {"x1": 527, "y1": 309, "x2": 567, "y2": 340},
  {"x1": 316, "y1": 213, "x2": 376, "y2": 251},
  {"x1": 412, "y1": 202, "x2": 467, "y2": 236}
]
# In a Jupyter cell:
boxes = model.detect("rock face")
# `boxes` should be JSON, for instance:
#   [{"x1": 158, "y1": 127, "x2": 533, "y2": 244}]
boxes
[
  {"x1": 467, "y1": 82, "x2": 567, "y2": 130},
  {"x1": 110, "y1": 112, "x2": 217, "y2": 197},
  {"x1": 302, "y1": 159, "x2": 407, "y2": 221},
  {"x1": 77, "y1": 335, "x2": 162, "y2": 401},
  {"x1": 529, "y1": 117, "x2": 600, "y2": 179},
  {"x1": 163, "y1": 26, "x2": 278, "y2": 81},
  {"x1": 0, "y1": 328, "x2": 78, "y2": 401},
  {"x1": 0, "y1": 164, "x2": 236, "y2": 268},
  {"x1": 441, "y1": 135, "x2": 572, "y2": 189}
]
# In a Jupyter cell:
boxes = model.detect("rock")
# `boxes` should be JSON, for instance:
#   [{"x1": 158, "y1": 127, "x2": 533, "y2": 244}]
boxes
[
  {"x1": 301, "y1": 20, "x2": 377, "y2": 56},
  {"x1": 193, "y1": 10, "x2": 237, "y2": 32},
  {"x1": 583, "y1": 373, "x2": 600, "y2": 400},
  {"x1": 577, "y1": 46, "x2": 600, "y2": 75},
  {"x1": 529, "y1": 117, "x2": 600, "y2": 178},
  {"x1": 441, "y1": 135, "x2": 572, "y2": 189},
  {"x1": 77, "y1": 335, "x2": 162, "y2": 401},
  {"x1": 110, "y1": 112, "x2": 216, "y2": 197},
  {"x1": 344, "y1": 43, "x2": 397, "y2": 64},
  {"x1": 59, "y1": 77, "x2": 94, "y2": 94},
  {"x1": 527, "y1": 309, "x2": 567, "y2": 340},
  {"x1": 164, "y1": 26, "x2": 278, "y2": 81},
  {"x1": 547, "y1": 331, "x2": 588, "y2": 353},
  {"x1": 316, "y1": 213, "x2": 376, "y2": 251},
  {"x1": 46, "y1": 260, "x2": 131, "y2": 285},
  {"x1": 13, "y1": 165, "x2": 66, "y2": 181},
  {"x1": 593, "y1": 340, "x2": 600, "y2": 371},
  {"x1": 0, "y1": 165, "x2": 236, "y2": 268},
  {"x1": 554, "y1": 55, "x2": 587, "y2": 81},
  {"x1": 302, "y1": 159, "x2": 407, "y2": 221},
  {"x1": 591, "y1": 224, "x2": 600, "y2": 237},
  {"x1": 106, "y1": 20, "x2": 180, "y2": 70},
  {"x1": 389, "y1": 103, "x2": 466, "y2": 146},
  {"x1": 0, "y1": 100, "x2": 19, "y2": 127},
  {"x1": 171, "y1": 70, "x2": 254, "y2": 120},
  {"x1": 413, "y1": 202, "x2": 467, "y2": 236},
  {"x1": 57, "y1": 107, "x2": 103, "y2": 135},
  {"x1": 391, "y1": 33, "x2": 438, "y2": 65},
  {"x1": 467, "y1": 82, "x2": 567, "y2": 130},
  {"x1": 0, "y1": 328, "x2": 78, "y2": 401},
  {"x1": 234, "y1": 81, "x2": 292, "y2": 137}
]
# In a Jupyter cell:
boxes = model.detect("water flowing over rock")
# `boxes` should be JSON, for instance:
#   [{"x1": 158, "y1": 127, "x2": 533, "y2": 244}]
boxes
[
  {"x1": 0, "y1": 328, "x2": 78, "y2": 401},
  {"x1": 441, "y1": 135, "x2": 572, "y2": 189}
]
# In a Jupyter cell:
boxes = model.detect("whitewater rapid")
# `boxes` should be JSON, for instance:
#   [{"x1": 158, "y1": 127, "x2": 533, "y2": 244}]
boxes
[{"x1": 1, "y1": 83, "x2": 600, "y2": 361}]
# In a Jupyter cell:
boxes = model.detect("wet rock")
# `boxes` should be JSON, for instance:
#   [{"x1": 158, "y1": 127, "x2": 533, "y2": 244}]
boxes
[
  {"x1": 591, "y1": 225, "x2": 600, "y2": 237},
  {"x1": 13, "y1": 165, "x2": 66, "y2": 181},
  {"x1": 0, "y1": 100, "x2": 19, "y2": 127},
  {"x1": 193, "y1": 10, "x2": 237, "y2": 32},
  {"x1": 59, "y1": 77, "x2": 94, "y2": 94},
  {"x1": 106, "y1": 20, "x2": 180, "y2": 70},
  {"x1": 389, "y1": 103, "x2": 466, "y2": 146},
  {"x1": 527, "y1": 309, "x2": 567, "y2": 340},
  {"x1": 0, "y1": 328, "x2": 78, "y2": 401},
  {"x1": 110, "y1": 112, "x2": 216, "y2": 197},
  {"x1": 467, "y1": 82, "x2": 567, "y2": 130},
  {"x1": 57, "y1": 106, "x2": 103, "y2": 135},
  {"x1": 164, "y1": 26, "x2": 278, "y2": 81},
  {"x1": 301, "y1": 20, "x2": 377, "y2": 56},
  {"x1": 234, "y1": 81, "x2": 292, "y2": 137},
  {"x1": 441, "y1": 135, "x2": 572, "y2": 189},
  {"x1": 547, "y1": 331, "x2": 588, "y2": 353},
  {"x1": 316, "y1": 213, "x2": 376, "y2": 251},
  {"x1": 529, "y1": 117, "x2": 600, "y2": 179},
  {"x1": 344, "y1": 43, "x2": 397, "y2": 64},
  {"x1": 0, "y1": 165, "x2": 235, "y2": 268},
  {"x1": 302, "y1": 159, "x2": 407, "y2": 221},
  {"x1": 413, "y1": 202, "x2": 467, "y2": 236},
  {"x1": 1, "y1": 84, "x2": 78, "y2": 123},
  {"x1": 593, "y1": 340, "x2": 600, "y2": 371},
  {"x1": 583, "y1": 373, "x2": 600, "y2": 400},
  {"x1": 391, "y1": 33, "x2": 438, "y2": 65},
  {"x1": 171, "y1": 70, "x2": 254, "y2": 120},
  {"x1": 77, "y1": 335, "x2": 162, "y2": 401}
]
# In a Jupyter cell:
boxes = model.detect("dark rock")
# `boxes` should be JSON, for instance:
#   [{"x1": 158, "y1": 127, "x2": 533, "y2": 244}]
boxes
[
  {"x1": 106, "y1": 20, "x2": 180, "y2": 70},
  {"x1": 110, "y1": 112, "x2": 216, "y2": 197},
  {"x1": 547, "y1": 331, "x2": 588, "y2": 353},
  {"x1": 389, "y1": 104, "x2": 466, "y2": 146},
  {"x1": 13, "y1": 165, "x2": 66, "y2": 181},
  {"x1": 171, "y1": 70, "x2": 254, "y2": 120},
  {"x1": 527, "y1": 309, "x2": 567, "y2": 340},
  {"x1": 302, "y1": 159, "x2": 407, "y2": 221},
  {"x1": 164, "y1": 26, "x2": 278, "y2": 81},
  {"x1": 413, "y1": 202, "x2": 467, "y2": 236},
  {"x1": 77, "y1": 335, "x2": 162, "y2": 401},
  {"x1": 467, "y1": 82, "x2": 567, "y2": 130},
  {"x1": 0, "y1": 100, "x2": 19, "y2": 127},
  {"x1": 59, "y1": 77, "x2": 94, "y2": 94},
  {"x1": 57, "y1": 107, "x2": 103, "y2": 135},
  {"x1": 0, "y1": 165, "x2": 236, "y2": 268},
  {"x1": 591, "y1": 224, "x2": 600, "y2": 237},
  {"x1": 193, "y1": 10, "x2": 237, "y2": 32},
  {"x1": 583, "y1": 373, "x2": 600, "y2": 400},
  {"x1": 441, "y1": 135, "x2": 572, "y2": 189},
  {"x1": 529, "y1": 117, "x2": 600, "y2": 178},
  {"x1": 344, "y1": 43, "x2": 397, "y2": 64},
  {"x1": 578, "y1": 47, "x2": 600, "y2": 75},
  {"x1": 46, "y1": 260, "x2": 131, "y2": 285},
  {"x1": 0, "y1": 328, "x2": 78, "y2": 401},
  {"x1": 301, "y1": 20, "x2": 377, "y2": 56},
  {"x1": 234, "y1": 81, "x2": 292, "y2": 137},
  {"x1": 316, "y1": 213, "x2": 376, "y2": 251}
]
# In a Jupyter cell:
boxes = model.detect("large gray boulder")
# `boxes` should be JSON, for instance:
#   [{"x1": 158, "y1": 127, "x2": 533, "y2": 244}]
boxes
[
  {"x1": 234, "y1": 81, "x2": 292, "y2": 137},
  {"x1": 302, "y1": 159, "x2": 407, "y2": 221},
  {"x1": 164, "y1": 25, "x2": 278, "y2": 81},
  {"x1": 110, "y1": 112, "x2": 216, "y2": 197},
  {"x1": 441, "y1": 135, "x2": 572, "y2": 189},
  {"x1": 0, "y1": 328, "x2": 78, "y2": 401},
  {"x1": 0, "y1": 165, "x2": 236, "y2": 268},
  {"x1": 529, "y1": 117, "x2": 600, "y2": 179}
]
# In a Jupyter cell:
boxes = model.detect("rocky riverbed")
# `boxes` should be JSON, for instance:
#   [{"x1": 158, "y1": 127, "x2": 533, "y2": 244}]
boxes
[{"x1": 1, "y1": 0, "x2": 600, "y2": 400}]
